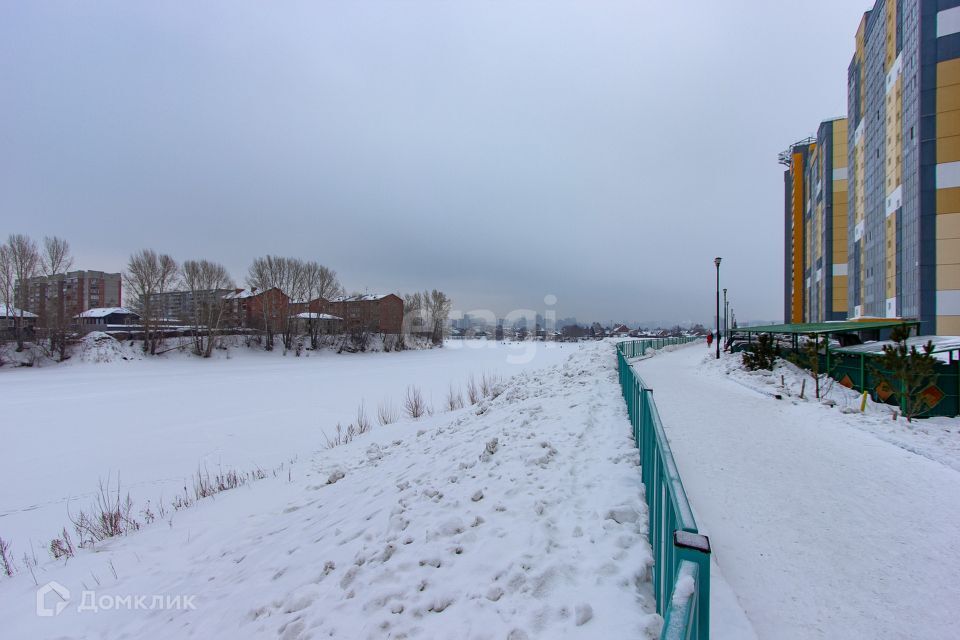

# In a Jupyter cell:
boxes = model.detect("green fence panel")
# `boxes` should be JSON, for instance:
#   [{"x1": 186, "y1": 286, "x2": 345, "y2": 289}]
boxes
[{"x1": 616, "y1": 338, "x2": 710, "y2": 640}]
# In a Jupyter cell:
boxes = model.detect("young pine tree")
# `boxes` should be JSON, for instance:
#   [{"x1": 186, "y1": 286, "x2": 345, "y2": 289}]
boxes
[
  {"x1": 742, "y1": 333, "x2": 777, "y2": 371},
  {"x1": 871, "y1": 326, "x2": 939, "y2": 422}
]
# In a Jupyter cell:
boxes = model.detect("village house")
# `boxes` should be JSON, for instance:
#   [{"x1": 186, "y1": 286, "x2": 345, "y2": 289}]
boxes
[
  {"x1": 291, "y1": 312, "x2": 342, "y2": 335},
  {"x1": 74, "y1": 307, "x2": 141, "y2": 333},
  {"x1": 0, "y1": 305, "x2": 38, "y2": 339}
]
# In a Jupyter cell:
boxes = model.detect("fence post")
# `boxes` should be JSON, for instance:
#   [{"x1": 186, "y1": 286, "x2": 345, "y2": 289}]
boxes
[{"x1": 674, "y1": 530, "x2": 711, "y2": 637}]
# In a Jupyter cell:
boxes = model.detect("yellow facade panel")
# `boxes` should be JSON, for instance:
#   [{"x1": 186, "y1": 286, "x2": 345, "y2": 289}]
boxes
[
  {"x1": 937, "y1": 316, "x2": 960, "y2": 335},
  {"x1": 937, "y1": 135, "x2": 960, "y2": 164},
  {"x1": 885, "y1": 0, "x2": 896, "y2": 68},
  {"x1": 937, "y1": 264, "x2": 960, "y2": 288},
  {"x1": 937, "y1": 83, "x2": 960, "y2": 113},
  {"x1": 938, "y1": 109, "x2": 960, "y2": 138},
  {"x1": 937, "y1": 211, "x2": 960, "y2": 239},
  {"x1": 937, "y1": 188, "x2": 960, "y2": 214},
  {"x1": 936, "y1": 239, "x2": 960, "y2": 264},
  {"x1": 938, "y1": 58, "x2": 960, "y2": 87}
]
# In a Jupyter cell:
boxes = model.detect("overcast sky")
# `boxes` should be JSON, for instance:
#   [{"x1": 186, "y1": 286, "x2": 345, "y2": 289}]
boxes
[{"x1": 0, "y1": 1, "x2": 869, "y2": 325}]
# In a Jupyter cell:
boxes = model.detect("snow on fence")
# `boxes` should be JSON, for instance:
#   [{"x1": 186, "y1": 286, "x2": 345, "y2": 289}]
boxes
[{"x1": 616, "y1": 337, "x2": 711, "y2": 640}]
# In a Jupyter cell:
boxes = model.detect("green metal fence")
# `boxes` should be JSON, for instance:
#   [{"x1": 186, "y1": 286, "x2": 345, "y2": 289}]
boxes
[
  {"x1": 823, "y1": 352, "x2": 959, "y2": 417},
  {"x1": 616, "y1": 338, "x2": 711, "y2": 640}
]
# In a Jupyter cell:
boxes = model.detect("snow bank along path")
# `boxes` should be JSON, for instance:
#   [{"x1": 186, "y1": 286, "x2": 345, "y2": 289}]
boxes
[
  {"x1": 635, "y1": 345, "x2": 960, "y2": 639},
  {"x1": 0, "y1": 341, "x2": 664, "y2": 639}
]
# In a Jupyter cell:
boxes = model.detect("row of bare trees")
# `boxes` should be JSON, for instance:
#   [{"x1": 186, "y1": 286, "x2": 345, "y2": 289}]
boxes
[
  {"x1": 124, "y1": 250, "x2": 179, "y2": 355},
  {"x1": 246, "y1": 256, "x2": 343, "y2": 352},
  {"x1": 0, "y1": 234, "x2": 74, "y2": 356},
  {"x1": 124, "y1": 251, "x2": 239, "y2": 357},
  {"x1": 404, "y1": 290, "x2": 453, "y2": 344},
  {"x1": 2, "y1": 233, "x2": 450, "y2": 359}
]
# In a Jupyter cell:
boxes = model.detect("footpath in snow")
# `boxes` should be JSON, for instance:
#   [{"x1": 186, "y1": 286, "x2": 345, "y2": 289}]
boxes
[
  {"x1": 635, "y1": 344, "x2": 960, "y2": 640},
  {"x1": 0, "y1": 341, "x2": 663, "y2": 639}
]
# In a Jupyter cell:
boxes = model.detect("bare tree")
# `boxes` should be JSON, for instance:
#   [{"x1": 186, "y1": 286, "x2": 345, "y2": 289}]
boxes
[
  {"x1": 403, "y1": 291, "x2": 428, "y2": 337},
  {"x1": 124, "y1": 249, "x2": 178, "y2": 354},
  {"x1": 301, "y1": 262, "x2": 343, "y2": 349},
  {"x1": 426, "y1": 290, "x2": 452, "y2": 345},
  {"x1": 247, "y1": 256, "x2": 304, "y2": 352},
  {"x1": 180, "y1": 259, "x2": 234, "y2": 357},
  {"x1": 0, "y1": 244, "x2": 14, "y2": 346},
  {"x1": 40, "y1": 236, "x2": 74, "y2": 360},
  {"x1": 3, "y1": 234, "x2": 41, "y2": 351}
]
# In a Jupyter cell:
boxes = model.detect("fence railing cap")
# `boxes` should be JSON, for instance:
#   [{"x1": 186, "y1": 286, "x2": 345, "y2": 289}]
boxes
[{"x1": 674, "y1": 530, "x2": 711, "y2": 554}]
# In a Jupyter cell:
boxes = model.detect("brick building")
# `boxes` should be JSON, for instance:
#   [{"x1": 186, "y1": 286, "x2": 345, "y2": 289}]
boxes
[
  {"x1": 224, "y1": 288, "x2": 290, "y2": 332},
  {"x1": 318, "y1": 294, "x2": 404, "y2": 334}
]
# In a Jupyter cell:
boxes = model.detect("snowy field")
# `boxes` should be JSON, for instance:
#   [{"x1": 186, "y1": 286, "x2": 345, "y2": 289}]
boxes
[
  {"x1": 635, "y1": 344, "x2": 960, "y2": 640},
  {"x1": 0, "y1": 339, "x2": 576, "y2": 552},
  {"x1": 0, "y1": 340, "x2": 664, "y2": 639}
]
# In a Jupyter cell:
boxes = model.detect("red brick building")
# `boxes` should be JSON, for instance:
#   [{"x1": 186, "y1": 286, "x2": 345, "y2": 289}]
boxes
[
  {"x1": 314, "y1": 294, "x2": 404, "y2": 334},
  {"x1": 224, "y1": 287, "x2": 290, "y2": 332}
]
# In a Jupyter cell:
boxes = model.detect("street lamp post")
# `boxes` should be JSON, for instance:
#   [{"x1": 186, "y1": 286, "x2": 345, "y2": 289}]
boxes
[
  {"x1": 714, "y1": 257, "x2": 722, "y2": 359},
  {"x1": 723, "y1": 288, "x2": 728, "y2": 352},
  {"x1": 723, "y1": 288, "x2": 728, "y2": 333}
]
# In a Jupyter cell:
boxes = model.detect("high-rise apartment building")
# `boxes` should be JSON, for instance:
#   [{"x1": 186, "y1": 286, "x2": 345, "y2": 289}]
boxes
[
  {"x1": 19, "y1": 270, "x2": 122, "y2": 326},
  {"x1": 847, "y1": 0, "x2": 960, "y2": 334},
  {"x1": 782, "y1": 139, "x2": 815, "y2": 323},
  {"x1": 781, "y1": 119, "x2": 849, "y2": 324}
]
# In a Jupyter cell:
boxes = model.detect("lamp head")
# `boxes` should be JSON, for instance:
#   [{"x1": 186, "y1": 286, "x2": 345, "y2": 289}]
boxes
[{"x1": 714, "y1": 257, "x2": 722, "y2": 267}]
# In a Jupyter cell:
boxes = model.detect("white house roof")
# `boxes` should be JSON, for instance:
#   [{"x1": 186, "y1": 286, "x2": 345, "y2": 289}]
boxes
[
  {"x1": 76, "y1": 307, "x2": 139, "y2": 319},
  {"x1": 294, "y1": 312, "x2": 342, "y2": 320},
  {"x1": 0, "y1": 304, "x2": 38, "y2": 318},
  {"x1": 834, "y1": 335, "x2": 960, "y2": 356},
  {"x1": 224, "y1": 290, "x2": 255, "y2": 300},
  {"x1": 330, "y1": 294, "x2": 393, "y2": 302}
]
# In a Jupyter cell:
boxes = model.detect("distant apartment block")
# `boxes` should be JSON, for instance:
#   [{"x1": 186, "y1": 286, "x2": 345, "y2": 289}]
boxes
[
  {"x1": 782, "y1": 119, "x2": 849, "y2": 324},
  {"x1": 783, "y1": 138, "x2": 816, "y2": 323},
  {"x1": 783, "y1": 2, "x2": 960, "y2": 335},
  {"x1": 812, "y1": 119, "x2": 850, "y2": 322},
  {"x1": 147, "y1": 289, "x2": 235, "y2": 323},
  {"x1": 19, "y1": 270, "x2": 121, "y2": 326},
  {"x1": 848, "y1": 1, "x2": 960, "y2": 334}
]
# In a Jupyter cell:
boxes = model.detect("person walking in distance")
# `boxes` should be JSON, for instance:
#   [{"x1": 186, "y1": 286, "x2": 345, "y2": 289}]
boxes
[{"x1": 706, "y1": 331, "x2": 714, "y2": 349}]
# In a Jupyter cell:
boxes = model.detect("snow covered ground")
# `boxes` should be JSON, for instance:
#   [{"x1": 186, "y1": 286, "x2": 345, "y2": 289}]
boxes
[
  {"x1": 0, "y1": 340, "x2": 663, "y2": 639},
  {"x1": 635, "y1": 344, "x2": 960, "y2": 639},
  {"x1": 0, "y1": 338, "x2": 574, "y2": 553}
]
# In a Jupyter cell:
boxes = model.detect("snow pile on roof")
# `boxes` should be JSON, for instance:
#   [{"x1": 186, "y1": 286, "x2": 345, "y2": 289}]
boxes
[
  {"x1": 224, "y1": 290, "x2": 255, "y2": 300},
  {"x1": 0, "y1": 304, "x2": 37, "y2": 318},
  {"x1": 330, "y1": 293, "x2": 393, "y2": 302},
  {"x1": 76, "y1": 307, "x2": 137, "y2": 319},
  {"x1": 835, "y1": 335, "x2": 960, "y2": 355},
  {"x1": 0, "y1": 342, "x2": 660, "y2": 638},
  {"x1": 294, "y1": 312, "x2": 342, "y2": 320}
]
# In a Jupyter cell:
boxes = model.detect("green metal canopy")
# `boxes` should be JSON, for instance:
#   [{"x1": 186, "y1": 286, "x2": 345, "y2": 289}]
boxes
[{"x1": 736, "y1": 319, "x2": 920, "y2": 336}]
